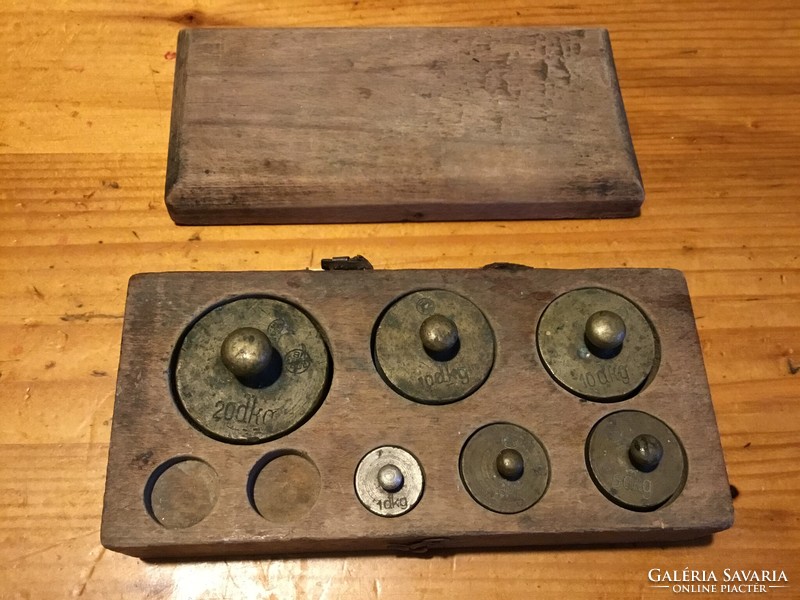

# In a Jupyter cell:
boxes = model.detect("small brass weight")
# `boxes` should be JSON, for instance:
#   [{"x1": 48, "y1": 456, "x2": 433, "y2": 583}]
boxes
[{"x1": 586, "y1": 411, "x2": 686, "y2": 511}]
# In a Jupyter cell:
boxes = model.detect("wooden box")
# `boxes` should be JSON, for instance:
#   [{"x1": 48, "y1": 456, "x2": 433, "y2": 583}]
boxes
[
  {"x1": 101, "y1": 268, "x2": 732, "y2": 559},
  {"x1": 165, "y1": 28, "x2": 644, "y2": 224}
]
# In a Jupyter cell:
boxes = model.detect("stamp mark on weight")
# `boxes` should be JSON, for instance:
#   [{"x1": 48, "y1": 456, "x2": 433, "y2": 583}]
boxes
[
  {"x1": 577, "y1": 364, "x2": 630, "y2": 388},
  {"x1": 285, "y1": 345, "x2": 312, "y2": 374},
  {"x1": 418, "y1": 364, "x2": 470, "y2": 387},
  {"x1": 415, "y1": 297, "x2": 435, "y2": 315},
  {"x1": 376, "y1": 496, "x2": 408, "y2": 510},
  {"x1": 613, "y1": 472, "x2": 653, "y2": 498},
  {"x1": 212, "y1": 396, "x2": 275, "y2": 426},
  {"x1": 267, "y1": 318, "x2": 292, "y2": 340}
]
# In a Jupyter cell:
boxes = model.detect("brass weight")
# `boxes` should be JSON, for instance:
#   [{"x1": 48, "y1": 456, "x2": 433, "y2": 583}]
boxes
[
  {"x1": 586, "y1": 410, "x2": 687, "y2": 511},
  {"x1": 459, "y1": 423, "x2": 550, "y2": 514},
  {"x1": 373, "y1": 290, "x2": 495, "y2": 404},
  {"x1": 173, "y1": 297, "x2": 331, "y2": 443},
  {"x1": 537, "y1": 288, "x2": 658, "y2": 401},
  {"x1": 354, "y1": 446, "x2": 425, "y2": 517}
]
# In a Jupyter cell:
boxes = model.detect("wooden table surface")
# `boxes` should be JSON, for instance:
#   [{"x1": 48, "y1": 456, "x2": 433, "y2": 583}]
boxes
[{"x1": 1, "y1": 1, "x2": 798, "y2": 598}]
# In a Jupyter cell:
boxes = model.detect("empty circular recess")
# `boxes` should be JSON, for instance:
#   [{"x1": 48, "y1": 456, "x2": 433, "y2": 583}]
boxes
[
  {"x1": 250, "y1": 452, "x2": 321, "y2": 523},
  {"x1": 147, "y1": 458, "x2": 219, "y2": 529}
]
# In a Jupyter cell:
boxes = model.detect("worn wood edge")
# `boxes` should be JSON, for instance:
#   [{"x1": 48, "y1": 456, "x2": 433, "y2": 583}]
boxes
[
  {"x1": 163, "y1": 29, "x2": 190, "y2": 212},
  {"x1": 99, "y1": 276, "x2": 149, "y2": 553},
  {"x1": 661, "y1": 271, "x2": 735, "y2": 534},
  {"x1": 679, "y1": 274, "x2": 735, "y2": 533},
  {"x1": 601, "y1": 29, "x2": 645, "y2": 204},
  {"x1": 107, "y1": 528, "x2": 724, "y2": 561},
  {"x1": 165, "y1": 195, "x2": 643, "y2": 226},
  {"x1": 122, "y1": 266, "x2": 686, "y2": 278}
]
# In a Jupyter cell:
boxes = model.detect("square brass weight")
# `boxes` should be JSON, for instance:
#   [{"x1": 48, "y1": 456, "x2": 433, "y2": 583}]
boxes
[{"x1": 101, "y1": 268, "x2": 732, "y2": 559}]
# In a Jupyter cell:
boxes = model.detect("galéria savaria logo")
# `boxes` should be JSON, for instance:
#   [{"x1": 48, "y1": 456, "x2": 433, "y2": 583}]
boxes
[{"x1": 648, "y1": 569, "x2": 790, "y2": 594}]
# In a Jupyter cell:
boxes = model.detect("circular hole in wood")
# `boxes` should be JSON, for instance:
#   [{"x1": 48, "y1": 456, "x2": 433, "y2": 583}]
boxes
[
  {"x1": 249, "y1": 451, "x2": 321, "y2": 523},
  {"x1": 146, "y1": 458, "x2": 219, "y2": 529}
]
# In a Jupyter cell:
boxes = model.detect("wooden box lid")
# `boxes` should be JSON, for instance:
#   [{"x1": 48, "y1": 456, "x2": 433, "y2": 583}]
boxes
[{"x1": 165, "y1": 28, "x2": 644, "y2": 225}]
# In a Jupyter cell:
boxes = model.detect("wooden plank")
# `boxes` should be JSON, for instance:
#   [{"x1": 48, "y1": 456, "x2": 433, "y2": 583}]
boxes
[
  {"x1": 101, "y1": 268, "x2": 731, "y2": 558},
  {"x1": 165, "y1": 28, "x2": 644, "y2": 224}
]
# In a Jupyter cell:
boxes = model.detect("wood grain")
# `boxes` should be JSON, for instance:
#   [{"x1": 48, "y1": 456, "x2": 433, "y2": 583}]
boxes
[
  {"x1": 1, "y1": 0, "x2": 799, "y2": 598},
  {"x1": 165, "y1": 27, "x2": 644, "y2": 224},
  {"x1": 102, "y1": 269, "x2": 731, "y2": 557}
]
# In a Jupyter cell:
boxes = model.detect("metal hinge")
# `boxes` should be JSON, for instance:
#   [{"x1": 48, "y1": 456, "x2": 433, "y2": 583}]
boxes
[{"x1": 320, "y1": 255, "x2": 374, "y2": 271}]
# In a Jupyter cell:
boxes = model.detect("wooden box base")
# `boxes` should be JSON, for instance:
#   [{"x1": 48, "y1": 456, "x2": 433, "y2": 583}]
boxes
[{"x1": 102, "y1": 268, "x2": 731, "y2": 559}]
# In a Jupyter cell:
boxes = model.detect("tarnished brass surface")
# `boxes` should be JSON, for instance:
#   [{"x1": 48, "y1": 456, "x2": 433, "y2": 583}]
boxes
[
  {"x1": 585, "y1": 310, "x2": 627, "y2": 354},
  {"x1": 460, "y1": 423, "x2": 550, "y2": 514},
  {"x1": 355, "y1": 446, "x2": 424, "y2": 518},
  {"x1": 586, "y1": 410, "x2": 686, "y2": 511},
  {"x1": 174, "y1": 297, "x2": 331, "y2": 443},
  {"x1": 373, "y1": 290, "x2": 495, "y2": 404},
  {"x1": 537, "y1": 288, "x2": 657, "y2": 401},
  {"x1": 220, "y1": 327, "x2": 275, "y2": 386}
]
